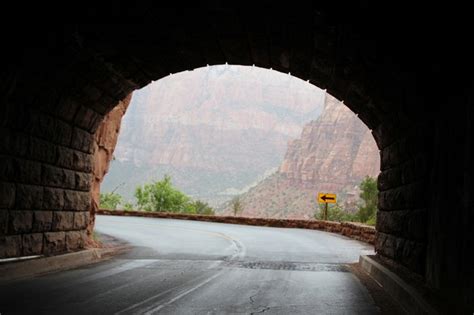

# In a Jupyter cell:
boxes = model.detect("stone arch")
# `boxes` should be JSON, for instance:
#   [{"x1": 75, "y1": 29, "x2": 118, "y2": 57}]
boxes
[{"x1": 1, "y1": 7, "x2": 472, "y2": 310}]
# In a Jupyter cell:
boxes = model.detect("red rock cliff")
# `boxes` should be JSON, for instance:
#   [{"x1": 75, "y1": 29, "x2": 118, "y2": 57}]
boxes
[
  {"x1": 279, "y1": 93, "x2": 379, "y2": 190},
  {"x1": 220, "y1": 93, "x2": 380, "y2": 219},
  {"x1": 88, "y1": 94, "x2": 132, "y2": 238}
]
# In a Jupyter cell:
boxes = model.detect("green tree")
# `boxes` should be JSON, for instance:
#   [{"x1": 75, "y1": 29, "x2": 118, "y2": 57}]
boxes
[
  {"x1": 192, "y1": 200, "x2": 215, "y2": 215},
  {"x1": 134, "y1": 175, "x2": 192, "y2": 213},
  {"x1": 356, "y1": 176, "x2": 378, "y2": 224},
  {"x1": 99, "y1": 192, "x2": 123, "y2": 210},
  {"x1": 314, "y1": 203, "x2": 356, "y2": 222},
  {"x1": 231, "y1": 196, "x2": 243, "y2": 216},
  {"x1": 123, "y1": 202, "x2": 134, "y2": 211}
]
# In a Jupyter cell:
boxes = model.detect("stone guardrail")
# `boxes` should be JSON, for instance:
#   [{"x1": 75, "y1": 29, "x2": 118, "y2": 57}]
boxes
[{"x1": 97, "y1": 209, "x2": 375, "y2": 245}]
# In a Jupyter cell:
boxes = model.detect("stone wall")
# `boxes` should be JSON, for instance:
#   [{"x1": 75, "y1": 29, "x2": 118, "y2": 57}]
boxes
[
  {"x1": 0, "y1": 108, "x2": 94, "y2": 257},
  {"x1": 0, "y1": 88, "x2": 131, "y2": 257},
  {"x1": 97, "y1": 209, "x2": 376, "y2": 245}
]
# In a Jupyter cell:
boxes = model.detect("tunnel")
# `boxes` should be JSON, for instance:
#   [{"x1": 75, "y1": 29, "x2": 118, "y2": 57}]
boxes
[{"x1": 0, "y1": 5, "x2": 472, "y2": 312}]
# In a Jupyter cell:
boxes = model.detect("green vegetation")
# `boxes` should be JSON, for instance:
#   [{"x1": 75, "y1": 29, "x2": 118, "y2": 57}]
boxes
[
  {"x1": 99, "y1": 192, "x2": 123, "y2": 210},
  {"x1": 123, "y1": 202, "x2": 134, "y2": 211},
  {"x1": 356, "y1": 176, "x2": 378, "y2": 225},
  {"x1": 92, "y1": 231, "x2": 100, "y2": 243},
  {"x1": 313, "y1": 176, "x2": 378, "y2": 225},
  {"x1": 231, "y1": 196, "x2": 243, "y2": 216},
  {"x1": 191, "y1": 200, "x2": 215, "y2": 215},
  {"x1": 135, "y1": 175, "x2": 191, "y2": 212},
  {"x1": 314, "y1": 203, "x2": 357, "y2": 222},
  {"x1": 100, "y1": 175, "x2": 215, "y2": 215}
]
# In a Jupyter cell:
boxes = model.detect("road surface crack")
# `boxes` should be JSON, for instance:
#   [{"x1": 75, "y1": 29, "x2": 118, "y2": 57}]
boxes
[
  {"x1": 249, "y1": 294, "x2": 270, "y2": 314},
  {"x1": 251, "y1": 306, "x2": 270, "y2": 314}
]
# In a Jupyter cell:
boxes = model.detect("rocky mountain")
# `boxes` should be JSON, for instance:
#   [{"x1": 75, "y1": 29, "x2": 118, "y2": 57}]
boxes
[
  {"x1": 101, "y1": 65, "x2": 326, "y2": 205},
  {"x1": 218, "y1": 94, "x2": 380, "y2": 219}
]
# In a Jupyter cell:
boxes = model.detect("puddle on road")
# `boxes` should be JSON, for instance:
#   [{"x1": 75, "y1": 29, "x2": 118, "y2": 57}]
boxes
[{"x1": 224, "y1": 261, "x2": 349, "y2": 272}]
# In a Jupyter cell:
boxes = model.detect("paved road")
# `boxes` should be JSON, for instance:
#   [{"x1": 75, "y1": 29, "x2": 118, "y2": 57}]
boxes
[{"x1": 1, "y1": 215, "x2": 378, "y2": 314}]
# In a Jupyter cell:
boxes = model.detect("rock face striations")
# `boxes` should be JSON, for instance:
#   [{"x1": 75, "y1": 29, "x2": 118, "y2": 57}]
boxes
[
  {"x1": 219, "y1": 94, "x2": 380, "y2": 219},
  {"x1": 102, "y1": 65, "x2": 325, "y2": 205},
  {"x1": 89, "y1": 94, "x2": 132, "y2": 237}
]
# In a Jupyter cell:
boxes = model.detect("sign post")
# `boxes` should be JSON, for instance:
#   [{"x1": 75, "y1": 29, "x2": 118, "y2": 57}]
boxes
[{"x1": 317, "y1": 193, "x2": 337, "y2": 221}]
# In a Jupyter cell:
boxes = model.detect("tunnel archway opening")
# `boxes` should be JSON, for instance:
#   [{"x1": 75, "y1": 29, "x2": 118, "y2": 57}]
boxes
[{"x1": 96, "y1": 64, "x2": 380, "y2": 227}]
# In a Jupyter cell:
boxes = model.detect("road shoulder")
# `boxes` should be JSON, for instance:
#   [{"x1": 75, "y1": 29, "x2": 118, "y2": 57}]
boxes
[
  {"x1": 348, "y1": 262, "x2": 406, "y2": 314},
  {"x1": 0, "y1": 232, "x2": 129, "y2": 283}
]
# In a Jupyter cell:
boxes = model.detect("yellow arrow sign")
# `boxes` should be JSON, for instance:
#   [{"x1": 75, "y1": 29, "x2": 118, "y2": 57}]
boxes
[{"x1": 318, "y1": 193, "x2": 337, "y2": 203}]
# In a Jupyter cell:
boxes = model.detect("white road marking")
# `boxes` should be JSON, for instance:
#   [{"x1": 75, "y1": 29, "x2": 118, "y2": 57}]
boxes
[
  {"x1": 75, "y1": 259, "x2": 159, "y2": 284},
  {"x1": 143, "y1": 272, "x2": 223, "y2": 315}
]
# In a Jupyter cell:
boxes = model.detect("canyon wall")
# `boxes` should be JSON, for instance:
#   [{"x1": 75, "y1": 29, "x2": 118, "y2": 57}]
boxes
[{"x1": 219, "y1": 94, "x2": 380, "y2": 219}]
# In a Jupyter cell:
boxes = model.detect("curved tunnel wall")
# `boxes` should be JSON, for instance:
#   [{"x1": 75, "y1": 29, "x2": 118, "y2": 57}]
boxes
[{"x1": 0, "y1": 7, "x2": 472, "y2": 309}]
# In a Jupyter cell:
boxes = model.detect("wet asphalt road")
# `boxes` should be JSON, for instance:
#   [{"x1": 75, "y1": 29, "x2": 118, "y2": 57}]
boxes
[{"x1": 0, "y1": 215, "x2": 378, "y2": 314}]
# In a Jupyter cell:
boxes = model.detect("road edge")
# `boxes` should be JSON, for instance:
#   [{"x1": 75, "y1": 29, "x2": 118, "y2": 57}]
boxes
[
  {"x1": 359, "y1": 255, "x2": 438, "y2": 314},
  {"x1": 0, "y1": 245, "x2": 128, "y2": 283}
]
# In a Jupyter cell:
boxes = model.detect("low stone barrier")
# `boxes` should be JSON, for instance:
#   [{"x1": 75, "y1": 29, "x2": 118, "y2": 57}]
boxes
[{"x1": 97, "y1": 209, "x2": 376, "y2": 245}]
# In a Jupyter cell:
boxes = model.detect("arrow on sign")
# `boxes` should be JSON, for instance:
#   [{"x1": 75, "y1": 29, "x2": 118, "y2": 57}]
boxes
[{"x1": 321, "y1": 195, "x2": 335, "y2": 201}]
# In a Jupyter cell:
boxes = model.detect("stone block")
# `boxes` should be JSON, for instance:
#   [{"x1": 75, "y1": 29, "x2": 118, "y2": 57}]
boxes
[
  {"x1": 0, "y1": 182, "x2": 15, "y2": 208},
  {"x1": 74, "y1": 105, "x2": 104, "y2": 132},
  {"x1": 55, "y1": 120, "x2": 73, "y2": 147},
  {"x1": 75, "y1": 172, "x2": 92, "y2": 191},
  {"x1": 8, "y1": 210, "x2": 33, "y2": 234},
  {"x1": 66, "y1": 231, "x2": 86, "y2": 251},
  {"x1": 372, "y1": 121, "x2": 400, "y2": 151},
  {"x1": 378, "y1": 187, "x2": 407, "y2": 211},
  {"x1": 31, "y1": 112, "x2": 57, "y2": 143},
  {"x1": 43, "y1": 187, "x2": 64, "y2": 210},
  {"x1": 72, "y1": 150, "x2": 93, "y2": 173},
  {"x1": 63, "y1": 169, "x2": 76, "y2": 189},
  {"x1": 42, "y1": 165, "x2": 75, "y2": 189},
  {"x1": 15, "y1": 159, "x2": 42, "y2": 185},
  {"x1": 73, "y1": 211, "x2": 89, "y2": 229},
  {"x1": 376, "y1": 210, "x2": 405, "y2": 235},
  {"x1": 32, "y1": 211, "x2": 52, "y2": 232},
  {"x1": 375, "y1": 232, "x2": 396, "y2": 259},
  {"x1": 0, "y1": 235, "x2": 22, "y2": 257},
  {"x1": 56, "y1": 146, "x2": 74, "y2": 169},
  {"x1": 63, "y1": 190, "x2": 90, "y2": 211},
  {"x1": 56, "y1": 96, "x2": 80, "y2": 122},
  {"x1": 52, "y1": 211, "x2": 74, "y2": 231},
  {"x1": 22, "y1": 233, "x2": 43, "y2": 255},
  {"x1": 41, "y1": 164, "x2": 63, "y2": 187},
  {"x1": 28, "y1": 136, "x2": 57, "y2": 164},
  {"x1": 71, "y1": 128, "x2": 94, "y2": 153},
  {"x1": 378, "y1": 168, "x2": 402, "y2": 191},
  {"x1": 43, "y1": 232, "x2": 66, "y2": 255},
  {"x1": 380, "y1": 148, "x2": 391, "y2": 171},
  {"x1": 16, "y1": 184, "x2": 43, "y2": 209}
]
